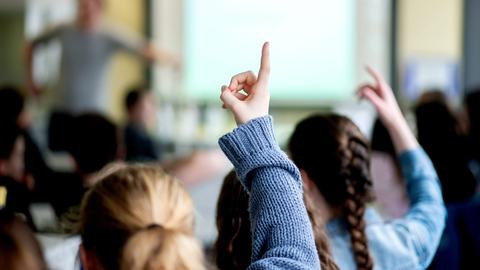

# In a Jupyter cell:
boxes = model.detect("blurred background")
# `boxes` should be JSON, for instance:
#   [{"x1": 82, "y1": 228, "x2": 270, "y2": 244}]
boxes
[
  {"x1": 0, "y1": 0, "x2": 472, "y2": 147},
  {"x1": 0, "y1": 0, "x2": 479, "y2": 268}
]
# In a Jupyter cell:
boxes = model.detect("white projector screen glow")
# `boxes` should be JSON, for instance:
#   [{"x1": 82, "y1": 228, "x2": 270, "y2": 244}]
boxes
[{"x1": 184, "y1": 0, "x2": 356, "y2": 102}]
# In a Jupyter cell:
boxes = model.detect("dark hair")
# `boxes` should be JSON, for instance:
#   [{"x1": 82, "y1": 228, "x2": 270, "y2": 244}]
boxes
[
  {"x1": 214, "y1": 170, "x2": 251, "y2": 270},
  {"x1": 0, "y1": 85, "x2": 25, "y2": 126},
  {"x1": 0, "y1": 210, "x2": 48, "y2": 270},
  {"x1": 415, "y1": 99, "x2": 476, "y2": 202},
  {"x1": 125, "y1": 86, "x2": 150, "y2": 112},
  {"x1": 371, "y1": 118, "x2": 395, "y2": 156},
  {"x1": 68, "y1": 114, "x2": 119, "y2": 174},
  {"x1": 214, "y1": 170, "x2": 340, "y2": 270},
  {"x1": 0, "y1": 125, "x2": 23, "y2": 160},
  {"x1": 465, "y1": 90, "x2": 480, "y2": 160},
  {"x1": 288, "y1": 114, "x2": 374, "y2": 270}
]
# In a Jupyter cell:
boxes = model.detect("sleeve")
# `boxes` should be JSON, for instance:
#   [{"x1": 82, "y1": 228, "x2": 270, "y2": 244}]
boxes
[
  {"x1": 31, "y1": 24, "x2": 65, "y2": 46},
  {"x1": 391, "y1": 148, "x2": 447, "y2": 268},
  {"x1": 218, "y1": 116, "x2": 321, "y2": 270},
  {"x1": 104, "y1": 25, "x2": 146, "y2": 58}
]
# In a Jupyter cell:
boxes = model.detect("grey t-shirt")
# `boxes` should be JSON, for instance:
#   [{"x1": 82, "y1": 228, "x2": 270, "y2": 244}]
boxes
[{"x1": 33, "y1": 23, "x2": 144, "y2": 115}]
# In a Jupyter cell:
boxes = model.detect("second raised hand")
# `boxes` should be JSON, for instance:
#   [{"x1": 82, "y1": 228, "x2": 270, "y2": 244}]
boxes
[
  {"x1": 220, "y1": 42, "x2": 271, "y2": 125},
  {"x1": 357, "y1": 66, "x2": 418, "y2": 153}
]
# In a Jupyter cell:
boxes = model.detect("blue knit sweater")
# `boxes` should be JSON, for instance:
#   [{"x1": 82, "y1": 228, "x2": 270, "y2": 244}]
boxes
[{"x1": 219, "y1": 116, "x2": 321, "y2": 270}]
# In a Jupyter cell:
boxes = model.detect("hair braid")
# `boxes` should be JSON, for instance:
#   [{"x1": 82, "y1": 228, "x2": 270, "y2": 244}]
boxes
[{"x1": 342, "y1": 137, "x2": 374, "y2": 270}]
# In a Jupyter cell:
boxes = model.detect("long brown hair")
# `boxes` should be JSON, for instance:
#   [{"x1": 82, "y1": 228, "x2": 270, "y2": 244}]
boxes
[
  {"x1": 288, "y1": 114, "x2": 374, "y2": 270},
  {"x1": 214, "y1": 170, "x2": 339, "y2": 270},
  {"x1": 79, "y1": 164, "x2": 205, "y2": 270}
]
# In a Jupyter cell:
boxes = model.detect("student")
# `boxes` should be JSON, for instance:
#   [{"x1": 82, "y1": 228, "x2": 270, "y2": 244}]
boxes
[
  {"x1": 215, "y1": 170, "x2": 339, "y2": 270},
  {"x1": 415, "y1": 93, "x2": 476, "y2": 203},
  {"x1": 287, "y1": 67, "x2": 446, "y2": 270},
  {"x1": 0, "y1": 210, "x2": 49, "y2": 270},
  {"x1": 0, "y1": 126, "x2": 33, "y2": 226},
  {"x1": 0, "y1": 86, "x2": 51, "y2": 199},
  {"x1": 51, "y1": 114, "x2": 120, "y2": 222},
  {"x1": 26, "y1": 0, "x2": 179, "y2": 115},
  {"x1": 124, "y1": 86, "x2": 161, "y2": 162},
  {"x1": 79, "y1": 164, "x2": 205, "y2": 270},
  {"x1": 78, "y1": 43, "x2": 321, "y2": 270}
]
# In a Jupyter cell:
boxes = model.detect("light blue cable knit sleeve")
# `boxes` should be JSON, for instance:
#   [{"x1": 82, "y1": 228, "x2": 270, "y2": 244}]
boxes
[{"x1": 218, "y1": 116, "x2": 321, "y2": 270}]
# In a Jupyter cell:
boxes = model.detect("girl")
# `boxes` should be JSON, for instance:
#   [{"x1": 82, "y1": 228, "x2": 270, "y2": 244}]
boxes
[{"x1": 288, "y1": 67, "x2": 446, "y2": 270}]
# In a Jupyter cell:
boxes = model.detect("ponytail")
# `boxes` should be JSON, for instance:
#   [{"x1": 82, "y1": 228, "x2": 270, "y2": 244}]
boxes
[{"x1": 121, "y1": 225, "x2": 204, "y2": 270}]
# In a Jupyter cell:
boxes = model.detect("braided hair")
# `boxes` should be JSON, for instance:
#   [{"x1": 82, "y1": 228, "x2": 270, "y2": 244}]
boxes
[{"x1": 288, "y1": 114, "x2": 374, "y2": 270}]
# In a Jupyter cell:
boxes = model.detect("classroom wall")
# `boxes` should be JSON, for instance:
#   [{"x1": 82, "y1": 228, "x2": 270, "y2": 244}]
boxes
[
  {"x1": 104, "y1": 0, "x2": 145, "y2": 121},
  {"x1": 398, "y1": 0, "x2": 462, "y2": 59},
  {"x1": 0, "y1": 12, "x2": 25, "y2": 86}
]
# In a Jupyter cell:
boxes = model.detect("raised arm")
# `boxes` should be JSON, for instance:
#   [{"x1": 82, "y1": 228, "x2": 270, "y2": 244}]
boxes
[
  {"x1": 358, "y1": 67, "x2": 446, "y2": 268},
  {"x1": 106, "y1": 26, "x2": 180, "y2": 69},
  {"x1": 218, "y1": 43, "x2": 320, "y2": 270}
]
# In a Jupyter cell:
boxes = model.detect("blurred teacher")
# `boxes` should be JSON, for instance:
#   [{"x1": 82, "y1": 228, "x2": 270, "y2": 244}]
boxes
[{"x1": 26, "y1": 0, "x2": 178, "y2": 115}]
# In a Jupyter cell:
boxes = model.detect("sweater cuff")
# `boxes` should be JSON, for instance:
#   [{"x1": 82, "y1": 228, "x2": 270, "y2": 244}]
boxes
[{"x1": 218, "y1": 116, "x2": 282, "y2": 190}]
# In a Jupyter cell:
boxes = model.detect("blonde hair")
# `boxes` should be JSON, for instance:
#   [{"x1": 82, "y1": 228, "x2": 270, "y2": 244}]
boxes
[{"x1": 79, "y1": 163, "x2": 205, "y2": 270}]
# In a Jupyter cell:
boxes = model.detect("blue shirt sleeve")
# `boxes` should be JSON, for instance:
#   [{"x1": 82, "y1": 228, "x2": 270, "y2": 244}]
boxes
[
  {"x1": 391, "y1": 148, "x2": 446, "y2": 268},
  {"x1": 219, "y1": 116, "x2": 321, "y2": 270}
]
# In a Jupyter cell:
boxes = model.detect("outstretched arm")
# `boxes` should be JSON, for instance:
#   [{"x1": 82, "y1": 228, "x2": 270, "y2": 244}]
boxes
[
  {"x1": 358, "y1": 67, "x2": 446, "y2": 268},
  {"x1": 219, "y1": 43, "x2": 320, "y2": 270}
]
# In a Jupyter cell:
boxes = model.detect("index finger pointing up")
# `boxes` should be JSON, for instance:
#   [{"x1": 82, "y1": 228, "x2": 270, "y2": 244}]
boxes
[
  {"x1": 366, "y1": 66, "x2": 386, "y2": 86},
  {"x1": 257, "y1": 42, "x2": 270, "y2": 86}
]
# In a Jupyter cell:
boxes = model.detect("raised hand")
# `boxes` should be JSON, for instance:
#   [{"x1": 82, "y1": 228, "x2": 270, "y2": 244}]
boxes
[
  {"x1": 357, "y1": 66, "x2": 418, "y2": 153},
  {"x1": 220, "y1": 42, "x2": 270, "y2": 125},
  {"x1": 357, "y1": 66, "x2": 403, "y2": 128}
]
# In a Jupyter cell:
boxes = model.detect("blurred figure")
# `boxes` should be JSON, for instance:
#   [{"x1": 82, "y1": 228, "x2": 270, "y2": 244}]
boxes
[
  {"x1": 370, "y1": 118, "x2": 409, "y2": 218},
  {"x1": 0, "y1": 86, "x2": 51, "y2": 200},
  {"x1": 124, "y1": 86, "x2": 161, "y2": 162},
  {"x1": 464, "y1": 90, "x2": 480, "y2": 184},
  {"x1": 0, "y1": 210, "x2": 48, "y2": 270},
  {"x1": 26, "y1": 0, "x2": 179, "y2": 115},
  {"x1": 51, "y1": 113, "x2": 120, "y2": 226},
  {"x1": 415, "y1": 91, "x2": 476, "y2": 203},
  {"x1": 0, "y1": 125, "x2": 33, "y2": 226},
  {"x1": 214, "y1": 170, "x2": 339, "y2": 270}
]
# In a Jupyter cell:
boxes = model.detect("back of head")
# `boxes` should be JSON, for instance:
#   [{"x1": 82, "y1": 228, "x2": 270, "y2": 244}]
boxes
[
  {"x1": 79, "y1": 164, "x2": 204, "y2": 270},
  {"x1": 288, "y1": 114, "x2": 374, "y2": 270},
  {"x1": 68, "y1": 114, "x2": 119, "y2": 175},
  {"x1": 0, "y1": 85, "x2": 24, "y2": 126},
  {"x1": 0, "y1": 210, "x2": 48, "y2": 270},
  {"x1": 125, "y1": 86, "x2": 150, "y2": 113},
  {"x1": 415, "y1": 99, "x2": 476, "y2": 202},
  {"x1": 214, "y1": 170, "x2": 251, "y2": 270},
  {"x1": 415, "y1": 99, "x2": 462, "y2": 151}
]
